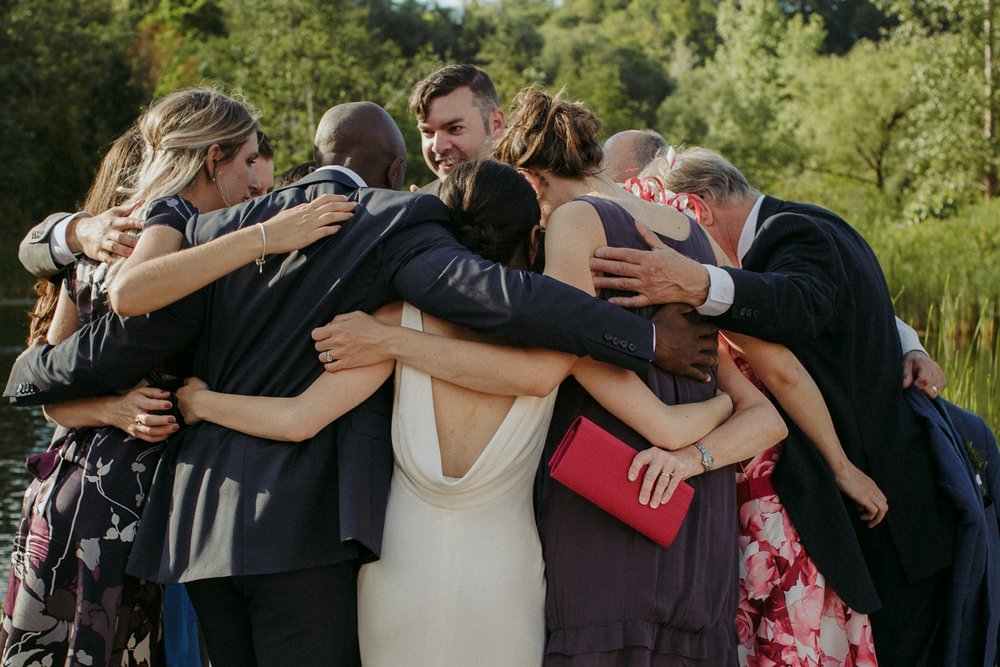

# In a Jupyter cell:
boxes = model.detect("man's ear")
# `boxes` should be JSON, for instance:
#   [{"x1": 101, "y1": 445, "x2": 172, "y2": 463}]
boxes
[
  {"x1": 686, "y1": 193, "x2": 711, "y2": 226},
  {"x1": 387, "y1": 156, "x2": 406, "y2": 191},
  {"x1": 489, "y1": 108, "x2": 505, "y2": 139}
]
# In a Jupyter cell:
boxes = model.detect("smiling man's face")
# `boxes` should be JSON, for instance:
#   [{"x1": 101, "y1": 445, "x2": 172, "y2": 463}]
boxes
[{"x1": 417, "y1": 86, "x2": 502, "y2": 181}]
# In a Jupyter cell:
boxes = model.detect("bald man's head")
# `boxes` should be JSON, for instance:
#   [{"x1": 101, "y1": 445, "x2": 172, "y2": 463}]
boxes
[
  {"x1": 313, "y1": 102, "x2": 407, "y2": 190},
  {"x1": 602, "y1": 129, "x2": 667, "y2": 183}
]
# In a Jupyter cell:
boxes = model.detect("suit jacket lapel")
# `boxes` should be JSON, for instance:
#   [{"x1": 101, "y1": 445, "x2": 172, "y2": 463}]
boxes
[{"x1": 755, "y1": 195, "x2": 785, "y2": 234}]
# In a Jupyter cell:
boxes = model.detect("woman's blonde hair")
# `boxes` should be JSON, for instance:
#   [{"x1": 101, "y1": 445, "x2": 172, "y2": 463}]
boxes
[
  {"x1": 494, "y1": 86, "x2": 603, "y2": 179},
  {"x1": 132, "y1": 87, "x2": 258, "y2": 218}
]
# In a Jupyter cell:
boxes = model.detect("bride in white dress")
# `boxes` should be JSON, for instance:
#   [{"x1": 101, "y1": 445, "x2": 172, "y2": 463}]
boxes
[
  {"x1": 177, "y1": 160, "x2": 767, "y2": 665},
  {"x1": 357, "y1": 301, "x2": 554, "y2": 665}
]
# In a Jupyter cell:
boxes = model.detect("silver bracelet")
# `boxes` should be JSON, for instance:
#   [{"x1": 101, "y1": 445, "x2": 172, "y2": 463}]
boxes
[{"x1": 255, "y1": 223, "x2": 267, "y2": 273}]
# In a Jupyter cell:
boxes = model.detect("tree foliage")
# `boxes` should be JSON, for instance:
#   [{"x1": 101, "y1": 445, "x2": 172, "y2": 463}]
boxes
[
  {"x1": 1, "y1": 0, "x2": 997, "y2": 295},
  {"x1": 0, "y1": 0, "x2": 148, "y2": 292},
  {"x1": 877, "y1": 0, "x2": 997, "y2": 219}
]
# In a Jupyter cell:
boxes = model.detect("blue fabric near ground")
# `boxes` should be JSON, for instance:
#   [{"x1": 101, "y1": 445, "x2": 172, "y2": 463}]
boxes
[
  {"x1": 907, "y1": 390, "x2": 1000, "y2": 667},
  {"x1": 163, "y1": 583, "x2": 203, "y2": 667}
]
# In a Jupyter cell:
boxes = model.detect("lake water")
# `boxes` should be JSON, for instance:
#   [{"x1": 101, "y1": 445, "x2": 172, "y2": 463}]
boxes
[{"x1": 0, "y1": 300, "x2": 53, "y2": 600}]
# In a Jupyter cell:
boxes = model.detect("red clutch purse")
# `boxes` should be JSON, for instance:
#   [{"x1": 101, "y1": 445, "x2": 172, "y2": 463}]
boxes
[{"x1": 548, "y1": 416, "x2": 695, "y2": 548}]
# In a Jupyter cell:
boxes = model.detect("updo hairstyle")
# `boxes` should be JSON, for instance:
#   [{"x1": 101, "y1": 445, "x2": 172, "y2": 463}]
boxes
[
  {"x1": 494, "y1": 87, "x2": 604, "y2": 179},
  {"x1": 439, "y1": 159, "x2": 541, "y2": 267}
]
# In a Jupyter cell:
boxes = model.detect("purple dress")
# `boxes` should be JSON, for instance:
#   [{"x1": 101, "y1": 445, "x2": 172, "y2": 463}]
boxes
[{"x1": 539, "y1": 197, "x2": 738, "y2": 666}]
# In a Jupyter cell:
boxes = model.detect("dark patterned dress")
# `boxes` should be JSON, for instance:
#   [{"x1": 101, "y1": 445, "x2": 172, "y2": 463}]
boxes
[
  {"x1": 0, "y1": 197, "x2": 195, "y2": 667},
  {"x1": 539, "y1": 196, "x2": 739, "y2": 666}
]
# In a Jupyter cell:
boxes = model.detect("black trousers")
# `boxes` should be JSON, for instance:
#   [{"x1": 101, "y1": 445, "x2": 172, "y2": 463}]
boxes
[
  {"x1": 869, "y1": 565, "x2": 950, "y2": 667},
  {"x1": 185, "y1": 561, "x2": 360, "y2": 667}
]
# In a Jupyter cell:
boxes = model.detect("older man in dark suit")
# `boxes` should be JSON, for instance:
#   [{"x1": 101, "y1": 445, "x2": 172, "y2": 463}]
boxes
[
  {"x1": 589, "y1": 146, "x2": 962, "y2": 666},
  {"x1": 5, "y1": 103, "x2": 681, "y2": 666}
]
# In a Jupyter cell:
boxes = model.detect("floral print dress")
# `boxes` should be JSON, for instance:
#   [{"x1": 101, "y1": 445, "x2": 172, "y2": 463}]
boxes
[
  {"x1": 1, "y1": 258, "x2": 167, "y2": 666},
  {"x1": 733, "y1": 357, "x2": 878, "y2": 667}
]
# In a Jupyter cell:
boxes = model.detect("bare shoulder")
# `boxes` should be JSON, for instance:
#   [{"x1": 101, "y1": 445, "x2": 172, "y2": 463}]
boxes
[
  {"x1": 545, "y1": 199, "x2": 608, "y2": 255},
  {"x1": 612, "y1": 194, "x2": 692, "y2": 240},
  {"x1": 546, "y1": 199, "x2": 604, "y2": 232}
]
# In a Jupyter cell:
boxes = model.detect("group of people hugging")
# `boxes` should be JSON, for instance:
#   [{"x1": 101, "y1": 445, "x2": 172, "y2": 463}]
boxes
[{"x1": 1, "y1": 63, "x2": 998, "y2": 667}]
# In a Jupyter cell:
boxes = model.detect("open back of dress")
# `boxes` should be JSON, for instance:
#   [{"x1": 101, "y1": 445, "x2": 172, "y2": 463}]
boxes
[{"x1": 357, "y1": 302, "x2": 557, "y2": 667}]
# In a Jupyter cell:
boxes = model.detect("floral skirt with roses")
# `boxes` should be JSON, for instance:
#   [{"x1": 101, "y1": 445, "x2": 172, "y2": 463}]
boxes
[
  {"x1": 0, "y1": 426, "x2": 164, "y2": 667},
  {"x1": 736, "y1": 443, "x2": 878, "y2": 667}
]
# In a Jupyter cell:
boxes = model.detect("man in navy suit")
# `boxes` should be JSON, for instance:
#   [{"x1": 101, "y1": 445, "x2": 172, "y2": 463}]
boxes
[
  {"x1": 5, "y1": 103, "x2": 688, "y2": 666},
  {"x1": 589, "y1": 146, "x2": 958, "y2": 665}
]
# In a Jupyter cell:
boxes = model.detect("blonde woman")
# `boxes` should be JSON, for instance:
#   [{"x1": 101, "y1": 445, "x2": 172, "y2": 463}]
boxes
[
  {"x1": 1, "y1": 89, "x2": 347, "y2": 667},
  {"x1": 107, "y1": 88, "x2": 350, "y2": 317}
]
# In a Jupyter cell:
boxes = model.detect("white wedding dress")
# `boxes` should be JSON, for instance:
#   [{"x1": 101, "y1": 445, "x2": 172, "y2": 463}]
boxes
[{"x1": 357, "y1": 303, "x2": 556, "y2": 666}]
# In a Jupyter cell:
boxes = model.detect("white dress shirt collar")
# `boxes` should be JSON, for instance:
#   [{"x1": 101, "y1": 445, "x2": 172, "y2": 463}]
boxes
[
  {"x1": 737, "y1": 195, "x2": 766, "y2": 264},
  {"x1": 313, "y1": 165, "x2": 367, "y2": 188}
]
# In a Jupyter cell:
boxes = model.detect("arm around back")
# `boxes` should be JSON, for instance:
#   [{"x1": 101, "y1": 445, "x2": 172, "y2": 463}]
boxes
[
  {"x1": 5, "y1": 293, "x2": 204, "y2": 406},
  {"x1": 384, "y1": 197, "x2": 655, "y2": 373},
  {"x1": 19, "y1": 214, "x2": 74, "y2": 279}
]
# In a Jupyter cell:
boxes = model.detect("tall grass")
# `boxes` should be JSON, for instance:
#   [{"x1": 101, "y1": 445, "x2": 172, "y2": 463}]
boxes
[
  {"x1": 919, "y1": 298, "x2": 999, "y2": 435},
  {"x1": 862, "y1": 200, "x2": 1000, "y2": 439},
  {"x1": 863, "y1": 201, "x2": 1000, "y2": 335}
]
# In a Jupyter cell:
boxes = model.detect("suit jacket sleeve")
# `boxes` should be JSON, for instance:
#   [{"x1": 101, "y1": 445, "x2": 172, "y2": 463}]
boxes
[
  {"x1": 380, "y1": 201, "x2": 655, "y2": 373},
  {"x1": 4, "y1": 292, "x2": 204, "y2": 405},
  {"x1": 713, "y1": 212, "x2": 843, "y2": 343},
  {"x1": 18, "y1": 212, "x2": 78, "y2": 279}
]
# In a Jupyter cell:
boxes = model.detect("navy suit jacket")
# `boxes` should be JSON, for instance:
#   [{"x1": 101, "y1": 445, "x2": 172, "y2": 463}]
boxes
[
  {"x1": 5, "y1": 168, "x2": 655, "y2": 582},
  {"x1": 713, "y1": 196, "x2": 956, "y2": 613}
]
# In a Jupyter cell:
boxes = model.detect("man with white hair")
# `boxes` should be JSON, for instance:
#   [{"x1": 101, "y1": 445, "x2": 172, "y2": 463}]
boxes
[{"x1": 590, "y1": 146, "x2": 961, "y2": 666}]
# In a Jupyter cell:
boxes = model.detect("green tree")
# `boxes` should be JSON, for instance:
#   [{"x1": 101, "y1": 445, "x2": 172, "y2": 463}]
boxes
[
  {"x1": 659, "y1": 0, "x2": 824, "y2": 189},
  {"x1": 878, "y1": 0, "x2": 998, "y2": 218},
  {"x1": 150, "y1": 0, "x2": 434, "y2": 174},
  {"x1": 0, "y1": 0, "x2": 148, "y2": 292},
  {"x1": 779, "y1": 0, "x2": 892, "y2": 53},
  {"x1": 536, "y1": 0, "x2": 678, "y2": 133},
  {"x1": 792, "y1": 40, "x2": 919, "y2": 196},
  {"x1": 464, "y1": 0, "x2": 552, "y2": 103}
]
